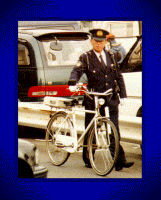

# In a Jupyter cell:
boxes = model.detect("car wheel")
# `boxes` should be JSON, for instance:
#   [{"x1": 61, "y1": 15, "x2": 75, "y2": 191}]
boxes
[{"x1": 18, "y1": 159, "x2": 34, "y2": 178}]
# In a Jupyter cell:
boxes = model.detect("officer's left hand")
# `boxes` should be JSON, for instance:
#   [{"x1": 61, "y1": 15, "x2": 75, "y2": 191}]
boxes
[{"x1": 120, "y1": 98, "x2": 125, "y2": 106}]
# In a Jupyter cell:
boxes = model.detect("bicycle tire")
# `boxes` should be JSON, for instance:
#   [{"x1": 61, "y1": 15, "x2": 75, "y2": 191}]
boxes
[
  {"x1": 46, "y1": 111, "x2": 73, "y2": 166},
  {"x1": 88, "y1": 117, "x2": 119, "y2": 176}
]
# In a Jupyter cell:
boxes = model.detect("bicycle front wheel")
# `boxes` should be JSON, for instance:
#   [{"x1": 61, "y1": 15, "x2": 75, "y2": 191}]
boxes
[
  {"x1": 46, "y1": 111, "x2": 73, "y2": 166},
  {"x1": 88, "y1": 118, "x2": 119, "y2": 176}
]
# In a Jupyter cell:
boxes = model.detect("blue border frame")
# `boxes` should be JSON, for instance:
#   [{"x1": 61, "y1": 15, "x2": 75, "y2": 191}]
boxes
[{"x1": 0, "y1": 0, "x2": 160, "y2": 199}]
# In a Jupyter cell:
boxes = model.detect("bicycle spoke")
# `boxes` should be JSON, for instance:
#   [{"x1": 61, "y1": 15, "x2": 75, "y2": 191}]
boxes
[
  {"x1": 46, "y1": 112, "x2": 73, "y2": 166},
  {"x1": 88, "y1": 118, "x2": 119, "y2": 176}
]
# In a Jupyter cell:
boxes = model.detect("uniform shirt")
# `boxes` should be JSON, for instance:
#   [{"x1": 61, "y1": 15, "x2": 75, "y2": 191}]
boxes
[{"x1": 93, "y1": 49, "x2": 107, "y2": 65}]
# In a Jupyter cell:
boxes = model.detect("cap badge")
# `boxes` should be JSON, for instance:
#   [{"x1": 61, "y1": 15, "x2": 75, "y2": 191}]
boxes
[{"x1": 97, "y1": 30, "x2": 103, "y2": 36}]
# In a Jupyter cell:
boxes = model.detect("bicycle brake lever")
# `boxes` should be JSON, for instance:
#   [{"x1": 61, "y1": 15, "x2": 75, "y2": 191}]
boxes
[
  {"x1": 85, "y1": 92, "x2": 93, "y2": 100},
  {"x1": 103, "y1": 88, "x2": 113, "y2": 95}
]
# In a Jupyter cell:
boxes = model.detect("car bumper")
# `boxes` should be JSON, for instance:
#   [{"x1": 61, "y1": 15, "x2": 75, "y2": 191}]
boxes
[{"x1": 32, "y1": 165, "x2": 48, "y2": 178}]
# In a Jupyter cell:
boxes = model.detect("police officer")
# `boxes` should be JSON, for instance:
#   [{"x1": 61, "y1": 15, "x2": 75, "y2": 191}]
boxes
[{"x1": 69, "y1": 28, "x2": 134, "y2": 171}]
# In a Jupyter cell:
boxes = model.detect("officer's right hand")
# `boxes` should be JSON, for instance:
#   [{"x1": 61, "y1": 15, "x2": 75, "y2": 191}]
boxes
[
  {"x1": 69, "y1": 82, "x2": 83, "y2": 92},
  {"x1": 69, "y1": 85, "x2": 77, "y2": 92}
]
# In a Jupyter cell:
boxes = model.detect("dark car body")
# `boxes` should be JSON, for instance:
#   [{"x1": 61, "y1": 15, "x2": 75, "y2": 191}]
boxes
[{"x1": 18, "y1": 139, "x2": 48, "y2": 178}]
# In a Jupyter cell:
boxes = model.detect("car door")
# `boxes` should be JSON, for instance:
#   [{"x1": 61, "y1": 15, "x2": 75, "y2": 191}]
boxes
[{"x1": 18, "y1": 42, "x2": 38, "y2": 101}]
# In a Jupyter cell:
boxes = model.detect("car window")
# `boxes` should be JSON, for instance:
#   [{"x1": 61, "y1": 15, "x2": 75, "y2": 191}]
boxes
[
  {"x1": 18, "y1": 44, "x2": 30, "y2": 66},
  {"x1": 123, "y1": 39, "x2": 142, "y2": 73},
  {"x1": 42, "y1": 40, "x2": 92, "y2": 66},
  {"x1": 128, "y1": 40, "x2": 142, "y2": 66}
]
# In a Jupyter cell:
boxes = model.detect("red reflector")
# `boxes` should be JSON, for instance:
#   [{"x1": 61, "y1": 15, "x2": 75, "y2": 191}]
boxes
[{"x1": 28, "y1": 85, "x2": 86, "y2": 97}]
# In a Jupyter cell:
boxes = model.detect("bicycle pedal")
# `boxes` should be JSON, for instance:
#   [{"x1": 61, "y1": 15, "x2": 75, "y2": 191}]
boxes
[{"x1": 55, "y1": 135, "x2": 77, "y2": 153}]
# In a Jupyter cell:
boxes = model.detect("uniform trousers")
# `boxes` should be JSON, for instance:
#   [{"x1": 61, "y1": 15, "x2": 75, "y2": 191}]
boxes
[{"x1": 82, "y1": 96, "x2": 126, "y2": 166}]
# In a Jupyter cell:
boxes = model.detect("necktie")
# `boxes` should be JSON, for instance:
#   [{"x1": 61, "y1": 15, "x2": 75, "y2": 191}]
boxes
[{"x1": 99, "y1": 54, "x2": 106, "y2": 69}]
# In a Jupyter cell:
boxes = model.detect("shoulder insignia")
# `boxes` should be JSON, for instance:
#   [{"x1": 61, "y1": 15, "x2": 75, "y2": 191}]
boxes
[{"x1": 76, "y1": 61, "x2": 82, "y2": 67}]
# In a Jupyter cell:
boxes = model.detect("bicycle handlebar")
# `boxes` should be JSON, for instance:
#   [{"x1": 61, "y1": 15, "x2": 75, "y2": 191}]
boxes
[
  {"x1": 69, "y1": 83, "x2": 113, "y2": 99},
  {"x1": 87, "y1": 88, "x2": 113, "y2": 96}
]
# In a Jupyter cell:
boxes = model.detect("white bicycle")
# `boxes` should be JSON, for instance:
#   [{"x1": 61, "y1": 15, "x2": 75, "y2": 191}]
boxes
[{"x1": 44, "y1": 83, "x2": 119, "y2": 176}]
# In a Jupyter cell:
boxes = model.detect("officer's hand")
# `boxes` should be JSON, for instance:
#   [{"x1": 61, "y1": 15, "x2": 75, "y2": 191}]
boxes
[
  {"x1": 76, "y1": 82, "x2": 83, "y2": 87},
  {"x1": 120, "y1": 98, "x2": 125, "y2": 106},
  {"x1": 69, "y1": 82, "x2": 83, "y2": 92},
  {"x1": 69, "y1": 86, "x2": 77, "y2": 92}
]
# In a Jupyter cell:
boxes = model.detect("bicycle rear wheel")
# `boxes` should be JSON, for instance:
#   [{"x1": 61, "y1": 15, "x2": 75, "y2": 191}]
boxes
[
  {"x1": 46, "y1": 111, "x2": 73, "y2": 166},
  {"x1": 88, "y1": 118, "x2": 119, "y2": 176}
]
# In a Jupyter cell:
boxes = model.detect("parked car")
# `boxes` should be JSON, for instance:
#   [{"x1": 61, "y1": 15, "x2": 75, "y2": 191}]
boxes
[
  {"x1": 18, "y1": 29, "x2": 90, "y2": 102},
  {"x1": 18, "y1": 139, "x2": 48, "y2": 178},
  {"x1": 119, "y1": 35, "x2": 142, "y2": 117}
]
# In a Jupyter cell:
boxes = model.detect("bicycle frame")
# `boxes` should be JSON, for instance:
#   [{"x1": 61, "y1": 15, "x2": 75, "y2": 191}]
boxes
[
  {"x1": 53, "y1": 95, "x2": 106, "y2": 153},
  {"x1": 45, "y1": 87, "x2": 113, "y2": 153}
]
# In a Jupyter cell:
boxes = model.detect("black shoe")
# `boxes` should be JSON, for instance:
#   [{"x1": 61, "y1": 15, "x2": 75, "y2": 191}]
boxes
[
  {"x1": 115, "y1": 165, "x2": 123, "y2": 171},
  {"x1": 115, "y1": 162, "x2": 134, "y2": 171},
  {"x1": 122, "y1": 162, "x2": 134, "y2": 168},
  {"x1": 85, "y1": 163, "x2": 92, "y2": 168}
]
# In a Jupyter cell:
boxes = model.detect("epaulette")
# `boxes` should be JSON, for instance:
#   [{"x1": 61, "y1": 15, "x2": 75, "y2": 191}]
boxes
[{"x1": 84, "y1": 51, "x2": 90, "y2": 69}]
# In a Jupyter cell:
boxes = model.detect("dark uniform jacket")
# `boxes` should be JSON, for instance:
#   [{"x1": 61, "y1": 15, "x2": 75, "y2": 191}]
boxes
[{"x1": 69, "y1": 49, "x2": 127, "y2": 107}]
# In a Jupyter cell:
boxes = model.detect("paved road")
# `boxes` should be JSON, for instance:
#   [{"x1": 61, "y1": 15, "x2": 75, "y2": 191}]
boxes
[{"x1": 26, "y1": 139, "x2": 142, "y2": 179}]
